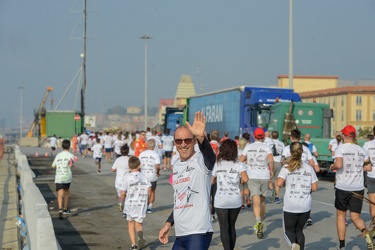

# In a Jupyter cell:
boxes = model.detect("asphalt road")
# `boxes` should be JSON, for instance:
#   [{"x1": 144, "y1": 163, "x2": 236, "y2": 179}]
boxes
[{"x1": 21, "y1": 147, "x2": 373, "y2": 250}]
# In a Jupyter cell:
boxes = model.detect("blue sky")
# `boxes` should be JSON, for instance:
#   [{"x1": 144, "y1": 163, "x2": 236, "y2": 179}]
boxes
[{"x1": 1, "y1": 0, "x2": 375, "y2": 129}]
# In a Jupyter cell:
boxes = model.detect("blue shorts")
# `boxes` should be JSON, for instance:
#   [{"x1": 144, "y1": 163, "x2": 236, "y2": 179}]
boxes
[
  {"x1": 172, "y1": 233, "x2": 213, "y2": 250},
  {"x1": 105, "y1": 148, "x2": 112, "y2": 153}
]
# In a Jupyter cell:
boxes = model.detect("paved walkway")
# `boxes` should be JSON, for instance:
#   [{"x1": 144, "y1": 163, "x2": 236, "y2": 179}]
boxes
[{"x1": 0, "y1": 150, "x2": 20, "y2": 250}]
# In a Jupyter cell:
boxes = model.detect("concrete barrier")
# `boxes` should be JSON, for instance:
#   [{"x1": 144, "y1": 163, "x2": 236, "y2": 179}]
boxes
[{"x1": 15, "y1": 146, "x2": 61, "y2": 250}]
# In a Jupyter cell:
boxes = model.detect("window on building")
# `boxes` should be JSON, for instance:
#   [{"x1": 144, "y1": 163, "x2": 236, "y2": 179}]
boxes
[
  {"x1": 356, "y1": 96, "x2": 362, "y2": 105},
  {"x1": 356, "y1": 110, "x2": 362, "y2": 121},
  {"x1": 341, "y1": 111, "x2": 344, "y2": 122},
  {"x1": 341, "y1": 98, "x2": 344, "y2": 106}
]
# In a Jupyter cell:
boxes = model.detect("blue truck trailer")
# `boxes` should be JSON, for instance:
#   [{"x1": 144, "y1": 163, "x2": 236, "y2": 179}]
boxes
[
  {"x1": 186, "y1": 86, "x2": 301, "y2": 138},
  {"x1": 163, "y1": 107, "x2": 184, "y2": 135}
]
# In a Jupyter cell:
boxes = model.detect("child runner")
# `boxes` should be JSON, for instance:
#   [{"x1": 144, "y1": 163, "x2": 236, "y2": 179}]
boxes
[
  {"x1": 120, "y1": 156, "x2": 151, "y2": 250},
  {"x1": 111, "y1": 144, "x2": 131, "y2": 213},
  {"x1": 51, "y1": 139, "x2": 75, "y2": 219},
  {"x1": 91, "y1": 138, "x2": 103, "y2": 174}
]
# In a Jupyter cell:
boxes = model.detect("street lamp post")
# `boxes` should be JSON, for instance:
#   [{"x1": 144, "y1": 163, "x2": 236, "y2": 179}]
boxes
[
  {"x1": 19, "y1": 86, "x2": 25, "y2": 140},
  {"x1": 289, "y1": 0, "x2": 293, "y2": 89},
  {"x1": 139, "y1": 35, "x2": 152, "y2": 130}
]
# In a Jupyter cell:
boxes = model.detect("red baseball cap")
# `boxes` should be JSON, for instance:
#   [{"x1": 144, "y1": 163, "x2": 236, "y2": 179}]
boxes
[
  {"x1": 341, "y1": 125, "x2": 356, "y2": 138},
  {"x1": 254, "y1": 128, "x2": 265, "y2": 139}
]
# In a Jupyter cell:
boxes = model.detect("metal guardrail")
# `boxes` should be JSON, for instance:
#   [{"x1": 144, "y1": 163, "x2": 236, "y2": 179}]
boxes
[{"x1": 14, "y1": 146, "x2": 61, "y2": 250}]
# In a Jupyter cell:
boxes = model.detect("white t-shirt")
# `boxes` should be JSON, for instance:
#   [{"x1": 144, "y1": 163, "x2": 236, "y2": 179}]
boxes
[
  {"x1": 363, "y1": 139, "x2": 375, "y2": 178},
  {"x1": 103, "y1": 135, "x2": 113, "y2": 149},
  {"x1": 121, "y1": 172, "x2": 151, "y2": 218},
  {"x1": 113, "y1": 139, "x2": 124, "y2": 155},
  {"x1": 171, "y1": 151, "x2": 213, "y2": 236},
  {"x1": 92, "y1": 143, "x2": 102, "y2": 159},
  {"x1": 241, "y1": 141, "x2": 272, "y2": 180},
  {"x1": 146, "y1": 131, "x2": 152, "y2": 141},
  {"x1": 111, "y1": 156, "x2": 131, "y2": 189},
  {"x1": 329, "y1": 138, "x2": 338, "y2": 149},
  {"x1": 139, "y1": 150, "x2": 161, "y2": 182},
  {"x1": 49, "y1": 136, "x2": 57, "y2": 147},
  {"x1": 282, "y1": 145, "x2": 313, "y2": 164},
  {"x1": 161, "y1": 134, "x2": 174, "y2": 151},
  {"x1": 272, "y1": 139, "x2": 285, "y2": 162},
  {"x1": 335, "y1": 143, "x2": 369, "y2": 191},
  {"x1": 52, "y1": 151, "x2": 74, "y2": 183},
  {"x1": 212, "y1": 161, "x2": 247, "y2": 209},
  {"x1": 278, "y1": 163, "x2": 318, "y2": 213},
  {"x1": 263, "y1": 137, "x2": 274, "y2": 149},
  {"x1": 80, "y1": 133, "x2": 89, "y2": 145},
  {"x1": 149, "y1": 135, "x2": 162, "y2": 154}
]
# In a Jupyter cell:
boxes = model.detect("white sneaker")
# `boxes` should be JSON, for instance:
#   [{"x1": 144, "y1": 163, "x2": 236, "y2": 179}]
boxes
[{"x1": 291, "y1": 243, "x2": 300, "y2": 250}]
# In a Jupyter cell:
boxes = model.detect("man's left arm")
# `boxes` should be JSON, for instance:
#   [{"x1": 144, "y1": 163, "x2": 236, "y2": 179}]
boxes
[{"x1": 198, "y1": 137, "x2": 216, "y2": 170}]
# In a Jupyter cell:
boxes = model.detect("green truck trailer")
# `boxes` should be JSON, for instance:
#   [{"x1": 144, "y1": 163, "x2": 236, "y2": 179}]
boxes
[
  {"x1": 268, "y1": 101, "x2": 367, "y2": 172},
  {"x1": 268, "y1": 102, "x2": 333, "y2": 172},
  {"x1": 268, "y1": 102, "x2": 332, "y2": 143},
  {"x1": 46, "y1": 111, "x2": 83, "y2": 139}
]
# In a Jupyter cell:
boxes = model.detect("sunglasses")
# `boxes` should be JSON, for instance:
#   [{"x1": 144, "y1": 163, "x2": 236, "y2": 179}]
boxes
[{"x1": 174, "y1": 138, "x2": 194, "y2": 145}]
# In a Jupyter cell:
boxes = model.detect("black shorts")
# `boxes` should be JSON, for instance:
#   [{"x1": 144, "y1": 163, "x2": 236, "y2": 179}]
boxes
[
  {"x1": 56, "y1": 183, "x2": 71, "y2": 191},
  {"x1": 367, "y1": 176, "x2": 375, "y2": 193},
  {"x1": 150, "y1": 181, "x2": 157, "y2": 190},
  {"x1": 163, "y1": 151, "x2": 172, "y2": 158},
  {"x1": 335, "y1": 188, "x2": 364, "y2": 213},
  {"x1": 51, "y1": 147, "x2": 56, "y2": 151}
]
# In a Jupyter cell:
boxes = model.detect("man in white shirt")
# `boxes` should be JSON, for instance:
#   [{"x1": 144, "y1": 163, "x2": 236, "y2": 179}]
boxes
[
  {"x1": 161, "y1": 129, "x2": 174, "y2": 171},
  {"x1": 269, "y1": 131, "x2": 285, "y2": 203},
  {"x1": 139, "y1": 139, "x2": 160, "y2": 214},
  {"x1": 158, "y1": 112, "x2": 216, "y2": 249},
  {"x1": 79, "y1": 132, "x2": 89, "y2": 158},
  {"x1": 331, "y1": 125, "x2": 373, "y2": 250},
  {"x1": 239, "y1": 127, "x2": 274, "y2": 239},
  {"x1": 49, "y1": 134, "x2": 58, "y2": 155}
]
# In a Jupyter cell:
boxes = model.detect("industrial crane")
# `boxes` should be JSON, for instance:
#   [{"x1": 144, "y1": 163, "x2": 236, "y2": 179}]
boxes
[{"x1": 26, "y1": 87, "x2": 53, "y2": 138}]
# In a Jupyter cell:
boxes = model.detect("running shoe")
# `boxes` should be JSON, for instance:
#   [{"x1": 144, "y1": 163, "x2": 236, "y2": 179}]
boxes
[
  {"x1": 274, "y1": 197, "x2": 282, "y2": 204},
  {"x1": 269, "y1": 189, "x2": 276, "y2": 203},
  {"x1": 306, "y1": 218, "x2": 313, "y2": 226},
  {"x1": 58, "y1": 209, "x2": 63, "y2": 219},
  {"x1": 366, "y1": 233, "x2": 375, "y2": 250},
  {"x1": 63, "y1": 209, "x2": 71, "y2": 215},
  {"x1": 254, "y1": 221, "x2": 264, "y2": 239},
  {"x1": 130, "y1": 245, "x2": 138, "y2": 249},
  {"x1": 138, "y1": 231, "x2": 146, "y2": 249},
  {"x1": 97, "y1": 170, "x2": 101, "y2": 174},
  {"x1": 246, "y1": 197, "x2": 252, "y2": 207},
  {"x1": 291, "y1": 243, "x2": 300, "y2": 250},
  {"x1": 336, "y1": 247, "x2": 345, "y2": 250},
  {"x1": 147, "y1": 208, "x2": 152, "y2": 214},
  {"x1": 122, "y1": 213, "x2": 127, "y2": 219},
  {"x1": 118, "y1": 203, "x2": 124, "y2": 212},
  {"x1": 211, "y1": 214, "x2": 216, "y2": 221}
]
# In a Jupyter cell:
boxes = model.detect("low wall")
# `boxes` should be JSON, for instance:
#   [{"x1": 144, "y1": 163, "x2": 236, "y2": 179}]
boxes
[
  {"x1": 19, "y1": 138, "x2": 39, "y2": 147},
  {"x1": 15, "y1": 146, "x2": 61, "y2": 250}
]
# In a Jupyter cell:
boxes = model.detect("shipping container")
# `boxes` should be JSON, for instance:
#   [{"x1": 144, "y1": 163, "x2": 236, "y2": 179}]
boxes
[{"x1": 46, "y1": 111, "x2": 82, "y2": 138}]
